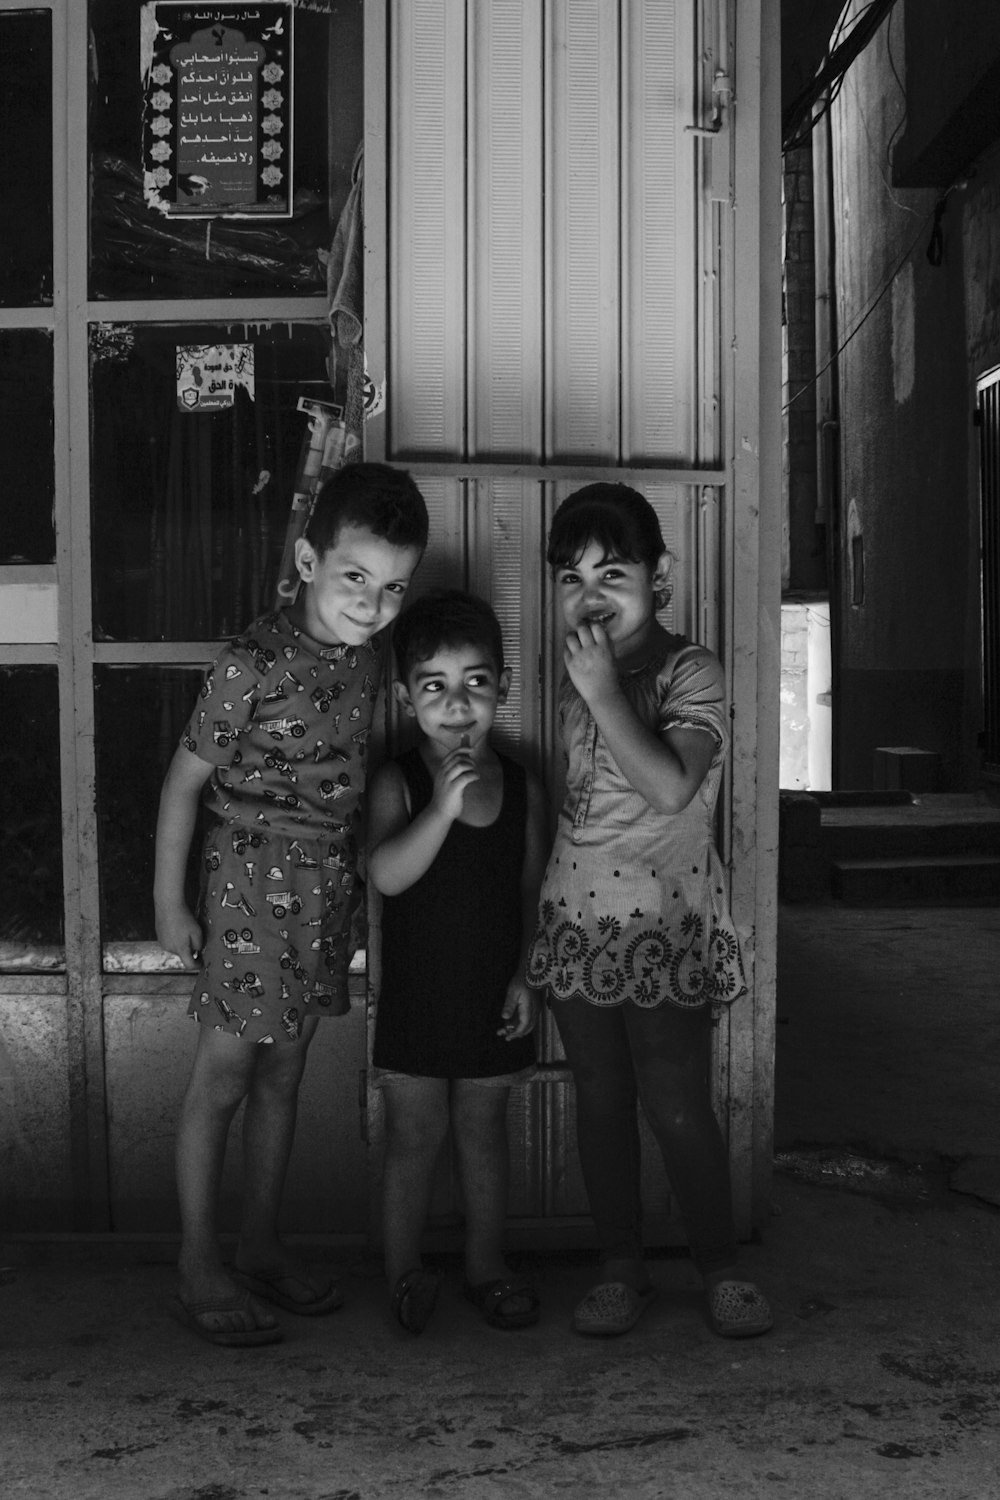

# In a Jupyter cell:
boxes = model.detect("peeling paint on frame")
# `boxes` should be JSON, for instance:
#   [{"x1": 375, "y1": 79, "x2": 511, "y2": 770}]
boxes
[{"x1": 90, "y1": 325, "x2": 136, "y2": 364}]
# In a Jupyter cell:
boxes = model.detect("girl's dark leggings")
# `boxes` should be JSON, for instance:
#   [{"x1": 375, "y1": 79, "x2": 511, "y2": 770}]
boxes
[{"x1": 551, "y1": 992, "x2": 737, "y2": 1277}]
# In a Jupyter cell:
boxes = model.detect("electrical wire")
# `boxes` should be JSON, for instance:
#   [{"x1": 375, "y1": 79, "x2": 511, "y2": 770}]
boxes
[
  {"x1": 843, "y1": 53, "x2": 923, "y2": 220},
  {"x1": 883, "y1": 5, "x2": 908, "y2": 174},
  {"x1": 782, "y1": 0, "x2": 901, "y2": 153},
  {"x1": 782, "y1": 189, "x2": 957, "y2": 414}
]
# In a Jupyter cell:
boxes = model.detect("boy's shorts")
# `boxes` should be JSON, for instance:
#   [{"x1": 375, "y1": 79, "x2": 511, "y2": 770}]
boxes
[
  {"x1": 369, "y1": 1063, "x2": 537, "y2": 1089},
  {"x1": 188, "y1": 824, "x2": 358, "y2": 1044}
]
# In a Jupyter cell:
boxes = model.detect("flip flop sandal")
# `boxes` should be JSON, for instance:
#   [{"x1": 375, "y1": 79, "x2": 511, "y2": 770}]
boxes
[
  {"x1": 464, "y1": 1276, "x2": 540, "y2": 1330},
  {"x1": 706, "y1": 1279, "x2": 773, "y2": 1338},
  {"x1": 390, "y1": 1267, "x2": 441, "y2": 1335},
  {"x1": 232, "y1": 1266, "x2": 344, "y2": 1317},
  {"x1": 572, "y1": 1281, "x2": 656, "y2": 1337},
  {"x1": 167, "y1": 1291, "x2": 283, "y2": 1348}
]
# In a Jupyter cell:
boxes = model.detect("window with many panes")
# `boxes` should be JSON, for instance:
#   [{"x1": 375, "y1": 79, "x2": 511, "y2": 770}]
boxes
[
  {"x1": 0, "y1": 0, "x2": 367, "y2": 1231},
  {"x1": 1, "y1": 0, "x2": 363, "y2": 975}
]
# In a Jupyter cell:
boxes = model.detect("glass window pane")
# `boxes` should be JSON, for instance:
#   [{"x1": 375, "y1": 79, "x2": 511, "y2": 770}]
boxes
[
  {"x1": 0, "y1": 667, "x2": 63, "y2": 969},
  {"x1": 95, "y1": 665, "x2": 208, "y2": 957},
  {"x1": 88, "y1": 0, "x2": 363, "y2": 300},
  {"x1": 0, "y1": 11, "x2": 53, "y2": 307},
  {"x1": 0, "y1": 330, "x2": 55, "y2": 563},
  {"x1": 90, "y1": 320, "x2": 333, "y2": 640}
]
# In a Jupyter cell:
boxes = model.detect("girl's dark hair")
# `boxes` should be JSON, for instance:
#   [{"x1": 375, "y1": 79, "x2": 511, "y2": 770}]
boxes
[
  {"x1": 547, "y1": 482, "x2": 666, "y2": 571},
  {"x1": 392, "y1": 589, "x2": 505, "y2": 684},
  {"x1": 306, "y1": 461, "x2": 429, "y2": 555}
]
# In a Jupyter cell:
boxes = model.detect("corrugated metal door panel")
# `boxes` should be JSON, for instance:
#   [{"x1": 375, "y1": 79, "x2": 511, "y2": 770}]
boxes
[
  {"x1": 468, "y1": 1, "x2": 544, "y2": 459},
  {"x1": 375, "y1": 0, "x2": 737, "y2": 1243},
  {"x1": 390, "y1": 0, "x2": 467, "y2": 457},
  {"x1": 622, "y1": 0, "x2": 697, "y2": 464},
  {"x1": 543, "y1": 1077, "x2": 586, "y2": 1218},
  {"x1": 546, "y1": 0, "x2": 621, "y2": 461},
  {"x1": 411, "y1": 477, "x2": 467, "y2": 595},
  {"x1": 506, "y1": 1081, "x2": 546, "y2": 1218},
  {"x1": 644, "y1": 481, "x2": 696, "y2": 642},
  {"x1": 466, "y1": 474, "x2": 550, "y2": 1222},
  {"x1": 468, "y1": 479, "x2": 546, "y2": 764}
]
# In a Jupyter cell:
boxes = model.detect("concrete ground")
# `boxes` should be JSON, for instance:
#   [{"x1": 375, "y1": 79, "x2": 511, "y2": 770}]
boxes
[{"x1": 4, "y1": 902, "x2": 1000, "y2": 1499}]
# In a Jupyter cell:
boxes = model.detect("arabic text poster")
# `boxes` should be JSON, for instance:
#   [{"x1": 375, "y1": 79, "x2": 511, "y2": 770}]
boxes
[
  {"x1": 142, "y1": 3, "x2": 293, "y2": 217},
  {"x1": 176, "y1": 343, "x2": 256, "y2": 411}
]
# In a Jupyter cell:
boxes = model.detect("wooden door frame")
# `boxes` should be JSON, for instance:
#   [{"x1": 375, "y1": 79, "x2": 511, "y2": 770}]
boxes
[{"x1": 728, "y1": 0, "x2": 782, "y2": 1230}]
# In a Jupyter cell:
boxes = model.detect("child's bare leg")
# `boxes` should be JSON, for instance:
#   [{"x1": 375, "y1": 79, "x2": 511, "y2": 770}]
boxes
[
  {"x1": 175, "y1": 1024, "x2": 275, "y2": 1335},
  {"x1": 450, "y1": 1081, "x2": 512, "y2": 1285},
  {"x1": 451, "y1": 1081, "x2": 536, "y2": 1324},
  {"x1": 381, "y1": 1076, "x2": 449, "y2": 1288},
  {"x1": 235, "y1": 1017, "x2": 332, "y2": 1302}
]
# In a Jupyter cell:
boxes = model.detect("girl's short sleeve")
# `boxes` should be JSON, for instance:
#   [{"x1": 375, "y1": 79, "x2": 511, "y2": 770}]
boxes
[{"x1": 657, "y1": 645, "x2": 728, "y2": 753}]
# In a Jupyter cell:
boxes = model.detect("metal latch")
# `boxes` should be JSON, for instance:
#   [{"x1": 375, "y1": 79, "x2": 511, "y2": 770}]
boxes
[{"x1": 687, "y1": 70, "x2": 732, "y2": 202}]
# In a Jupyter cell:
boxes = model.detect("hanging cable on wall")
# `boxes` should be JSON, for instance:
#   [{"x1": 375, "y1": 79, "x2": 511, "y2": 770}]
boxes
[
  {"x1": 782, "y1": 0, "x2": 901, "y2": 154},
  {"x1": 782, "y1": 183, "x2": 962, "y2": 414}
]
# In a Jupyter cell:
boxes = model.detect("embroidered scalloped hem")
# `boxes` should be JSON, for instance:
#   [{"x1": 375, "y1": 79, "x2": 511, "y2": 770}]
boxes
[
  {"x1": 527, "y1": 914, "x2": 746, "y2": 1011},
  {"x1": 532, "y1": 977, "x2": 746, "y2": 1012}
]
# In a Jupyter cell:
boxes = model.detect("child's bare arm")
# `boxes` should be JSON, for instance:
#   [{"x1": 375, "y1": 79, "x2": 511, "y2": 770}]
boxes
[
  {"x1": 565, "y1": 624, "x2": 716, "y2": 813},
  {"x1": 367, "y1": 753, "x2": 475, "y2": 896},
  {"x1": 154, "y1": 745, "x2": 214, "y2": 966},
  {"x1": 596, "y1": 707, "x2": 715, "y2": 814},
  {"x1": 500, "y1": 770, "x2": 549, "y2": 1039}
]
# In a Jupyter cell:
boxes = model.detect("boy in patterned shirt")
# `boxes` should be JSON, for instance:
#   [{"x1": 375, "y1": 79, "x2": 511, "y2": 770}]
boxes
[{"x1": 154, "y1": 462, "x2": 428, "y2": 1346}]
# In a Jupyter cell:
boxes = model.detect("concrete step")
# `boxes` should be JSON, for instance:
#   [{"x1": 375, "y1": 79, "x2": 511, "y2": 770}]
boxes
[
  {"x1": 779, "y1": 792, "x2": 1000, "y2": 904},
  {"x1": 823, "y1": 820, "x2": 1000, "y2": 860},
  {"x1": 831, "y1": 853, "x2": 1000, "y2": 906}
]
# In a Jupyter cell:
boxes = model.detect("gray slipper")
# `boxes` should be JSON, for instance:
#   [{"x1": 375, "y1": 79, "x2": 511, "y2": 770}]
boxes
[
  {"x1": 572, "y1": 1281, "x2": 656, "y2": 1337},
  {"x1": 706, "y1": 1279, "x2": 773, "y2": 1338}
]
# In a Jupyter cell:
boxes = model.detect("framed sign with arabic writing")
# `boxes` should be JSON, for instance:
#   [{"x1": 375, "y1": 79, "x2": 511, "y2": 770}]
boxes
[{"x1": 141, "y1": 2, "x2": 294, "y2": 218}]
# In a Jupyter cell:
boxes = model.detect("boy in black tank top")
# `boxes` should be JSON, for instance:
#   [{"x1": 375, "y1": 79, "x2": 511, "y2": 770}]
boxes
[{"x1": 368, "y1": 591, "x2": 548, "y2": 1334}]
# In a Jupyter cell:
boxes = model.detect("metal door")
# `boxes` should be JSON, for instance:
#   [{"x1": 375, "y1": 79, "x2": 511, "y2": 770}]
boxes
[{"x1": 362, "y1": 0, "x2": 778, "y2": 1247}]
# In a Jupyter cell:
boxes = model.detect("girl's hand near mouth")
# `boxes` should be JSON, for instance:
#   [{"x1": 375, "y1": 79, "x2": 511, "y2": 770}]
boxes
[{"x1": 564, "y1": 620, "x2": 620, "y2": 707}]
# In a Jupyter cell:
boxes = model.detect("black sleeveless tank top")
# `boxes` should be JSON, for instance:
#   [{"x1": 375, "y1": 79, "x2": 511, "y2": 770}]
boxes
[{"x1": 373, "y1": 747, "x2": 535, "y2": 1077}]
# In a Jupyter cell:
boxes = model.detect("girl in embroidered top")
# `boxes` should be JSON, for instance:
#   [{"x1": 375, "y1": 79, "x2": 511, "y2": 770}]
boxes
[{"x1": 527, "y1": 483, "x2": 772, "y2": 1340}]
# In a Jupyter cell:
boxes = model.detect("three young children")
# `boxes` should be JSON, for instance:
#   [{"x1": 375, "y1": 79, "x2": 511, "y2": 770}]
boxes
[{"x1": 155, "y1": 463, "x2": 770, "y2": 1347}]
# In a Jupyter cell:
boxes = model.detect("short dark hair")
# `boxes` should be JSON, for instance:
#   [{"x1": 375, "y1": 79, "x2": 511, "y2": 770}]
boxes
[
  {"x1": 306, "y1": 462, "x2": 429, "y2": 555},
  {"x1": 547, "y1": 482, "x2": 666, "y2": 571},
  {"x1": 392, "y1": 589, "x2": 505, "y2": 685}
]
